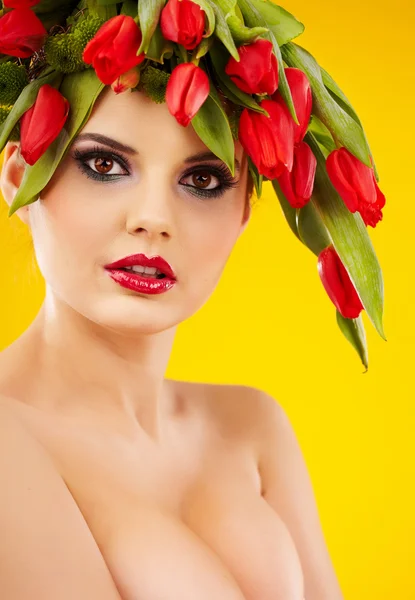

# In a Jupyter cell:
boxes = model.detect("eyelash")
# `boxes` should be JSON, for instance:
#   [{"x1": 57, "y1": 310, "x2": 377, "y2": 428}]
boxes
[{"x1": 72, "y1": 145, "x2": 240, "y2": 199}]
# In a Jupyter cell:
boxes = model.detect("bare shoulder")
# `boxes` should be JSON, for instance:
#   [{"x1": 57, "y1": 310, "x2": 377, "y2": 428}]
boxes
[
  {"x1": 176, "y1": 380, "x2": 281, "y2": 448},
  {"x1": 0, "y1": 395, "x2": 121, "y2": 599}
]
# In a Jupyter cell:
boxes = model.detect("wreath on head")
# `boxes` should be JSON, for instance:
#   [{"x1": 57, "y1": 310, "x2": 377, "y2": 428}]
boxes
[{"x1": 0, "y1": 0, "x2": 386, "y2": 369}]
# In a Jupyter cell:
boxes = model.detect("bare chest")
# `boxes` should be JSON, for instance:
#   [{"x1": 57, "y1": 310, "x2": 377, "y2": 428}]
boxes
[{"x1": 7, "y1": 402, "x2": 305, "y2": 600}]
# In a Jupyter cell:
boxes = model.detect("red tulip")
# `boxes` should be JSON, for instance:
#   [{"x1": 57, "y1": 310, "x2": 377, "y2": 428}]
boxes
[
  {"x1": 3, "y1": 0, "x2": 40, "y2": 6},
  {"x1": 83, "y1": 15, "x2": 145, "y2": 86},
  {"x1": 326, "y1": 147, "x2": 386, "y2": 227},
  {"x1": 238, "y1": 99, "x2": 295, "y2": 179},
  {"x1": 318, "y1": 245, "x2": 364, "y2": 319},
  {"x1": 166, "y1": 63, "x2": 209, "y2": 127},
  {"x1": 20, "y1": 84, "x2": 70, "y2": 165},
  {"x1": 272, "y1": 67, "x2": 312, "y2": 145},
  {"x1": 0, "y1": 8, "x2": 47, "y2": 58},
  {"x1": 225, "y1": 38, "x2": 279, "y2": 96},
  {"x1": 277, "y1": 141, "x2": 317, "y2": 208},
  {"x1": 160, "y1": 0, "x2": 205, "y2": 50}
]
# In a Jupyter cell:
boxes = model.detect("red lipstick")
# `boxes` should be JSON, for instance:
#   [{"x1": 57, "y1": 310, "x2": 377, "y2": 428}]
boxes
[{"x1": 104, "y1": 254, "x2": 176, "y2": 295}]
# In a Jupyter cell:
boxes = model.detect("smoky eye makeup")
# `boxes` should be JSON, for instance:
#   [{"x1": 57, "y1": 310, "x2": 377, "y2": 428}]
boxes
[{"x1": 71, "y1": 144, "x2": 241, "y2": 199}]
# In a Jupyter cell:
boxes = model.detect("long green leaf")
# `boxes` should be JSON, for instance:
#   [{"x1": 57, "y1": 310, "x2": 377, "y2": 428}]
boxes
[
  {"x1": 281, "y1": 42, "x2": 372, "y2": 168},
  {"x1": 208, "y1": 0, "x2": 239, "y2": 60},
  {"x1": 305, "y1": 131, "x2": 385, "y2": 339},
  {"x1": 9, "y1": 69, "x2": 104, "y2": 216},
  {"x1": 320, "y1": 65, "x2": 379, "y2": 181},
  {"x1": 192, "y1": 0, "x2": 216, "y2": 36},
  {"x1": 137, "y1": 0, "x2": 165, "y2": 55},
  {"x1": 336, "y1": 311, "x2": 369, "y2": 371},
  {"x1": 226, "y1": 14, "x2": 268, "y2": 45},
  {"x1": 272, "y1": 179, "x2": 301, "y2": 241},
  {"x1": 191, "y1": 83, "x2": 235, "y2": 176},
  {"x1": 248, "y1": 0, "x2": 304, "y2": 46},
  {"x1": 238, "y1": 0, "x2": 299, "y2": 125}
]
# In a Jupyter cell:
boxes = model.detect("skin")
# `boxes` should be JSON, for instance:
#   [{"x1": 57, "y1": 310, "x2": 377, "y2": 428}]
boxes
[
  {"x1": 0, "y1": 87, "x2": 343, "y2": 600},
  {"x1": 1, "y1": 86, "x2": 251, "y2": 438}
]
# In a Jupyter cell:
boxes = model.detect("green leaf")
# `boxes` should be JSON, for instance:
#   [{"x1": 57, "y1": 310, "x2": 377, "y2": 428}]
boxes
[
  {"x1": 0, "y1": 67, "x2": 61, "y2": 155},
  {"x1": 237, "y1": 0, "x2": 299, "y2": 125},
  {"x1": 9, "y1": 69, "x2": 105, "y2": 216},
  {"x1": 305, "y1": 131, "x2": 385, "y2": 340},
  {"x1": 307, "y1": 115, "x2": 336, "y2": 158},
  {"x1": 209, "y1": 41, "x2": 269, "y2": 114},
  {"x1": 207, "y1": 0, "x2": 239, "y2": 60},
  {"x1": 336, "y1": 311, "x2": 369, "y2": 371},
  {"x1": 191, "y1": 81, "x2": 235, "y2": 176},
  {"x1": 247, "y1": 156, "x2": 263, "y2": 197},
  {"x1": 281, "y1": 42, "x2": 372, "y2": 168},
  {"x1": 137, "y1": 0, "x2": 165, "y2": 55},
  {"x1": 121, "y1": 0, "x2": 137, "y2": 17},
  {"x1": 86, "y1": 0, "x2": 117, "y2": 18},
  {"x1": 248, "y1": 0, "x2": 305, "y2": 46},
  {"x1": 296, "y1": 198, "x2": 332, "y2": 256},
  {"x1": 320, "y1": 65, "x2": 379, "y2": 181},
  {"x1": 272, "y1": 179, "x2": 301, "y2": 241},
  {"x1": 145, "y1": 23, "x2": 174, "y2": 64},
  {"x1": 195, "y1": 36, "x2": 215, "y2": 59},
  {"x1": 226, "y1": 14, "x2": 268, "y2": 45}
]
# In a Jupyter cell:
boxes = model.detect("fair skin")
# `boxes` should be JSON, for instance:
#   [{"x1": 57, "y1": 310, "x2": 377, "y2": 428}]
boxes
[{"x1": 0, "y1": 87, "x2": 343, "y2": 600}]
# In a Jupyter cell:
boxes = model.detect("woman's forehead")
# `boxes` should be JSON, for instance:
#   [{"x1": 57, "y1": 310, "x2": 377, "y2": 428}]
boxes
[{"x1": 79, "y1": 86, "x2": 245, "y2": 166}]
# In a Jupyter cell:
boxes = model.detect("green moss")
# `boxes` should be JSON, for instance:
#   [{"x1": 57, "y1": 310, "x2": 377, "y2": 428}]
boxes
[
  {"x1": 138, "y1": 65, "x2": 170, "y2": 104},
  {"x1": 0, "y1": 62, "x2": 29, "y2": 105}
]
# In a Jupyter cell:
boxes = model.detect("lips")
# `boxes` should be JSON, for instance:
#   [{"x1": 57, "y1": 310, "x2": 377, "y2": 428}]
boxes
[{"x1": 104, "y1": 253, "x2": 176, "y2": 280}]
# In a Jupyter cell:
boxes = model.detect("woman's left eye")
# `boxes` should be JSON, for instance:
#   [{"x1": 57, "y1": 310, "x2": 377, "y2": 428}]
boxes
[{"x1": 180, "y1": 167, "x2": 239, "y2": 199}]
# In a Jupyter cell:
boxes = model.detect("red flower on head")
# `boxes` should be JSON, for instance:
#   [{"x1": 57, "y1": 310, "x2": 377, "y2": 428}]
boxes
[
  {"x1": 225, "y1": 39, "x2": 279, "y2": 96},
  {"x1": 318, "y1": 245, "x2": 364, "y2": 319},
  {"x1": 20, "y1": 84, "x2": 70, "y2": 165},
  {"x1": 0, "y1": 8, "x2": 47, "y2": 58},
  {"x1": 277, "y1": 141, "x2": 317, "y2": 208},
  {"x1": 83, "y1": 15, "x2": 145, "y2": 86},
  {"x1": 165, "y1": 63, "x2": 209, "y2": 127},
  {"x1": 272, "y1": 67, "x2": 312, "y2": 145},
  {"x1": 160, "y1": 0, "x2": 205, "y2": 50},
  {"x1": 238, "y1": 99, "x2": 295, "y2": 179},
  {"x1": 326, "y1": 147, "x2": 386, "y2": 227},
  {"x1": 3, "y1": 0, "x2": 40, "y2": 6}
]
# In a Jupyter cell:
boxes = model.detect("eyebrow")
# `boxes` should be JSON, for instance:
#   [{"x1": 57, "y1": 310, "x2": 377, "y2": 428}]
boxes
[{"x1": 75, "y1": 133, "x2": 241, "y2": 173}]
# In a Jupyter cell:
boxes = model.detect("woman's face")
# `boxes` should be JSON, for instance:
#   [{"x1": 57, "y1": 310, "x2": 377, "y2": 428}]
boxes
[{"x1": 5, "y1": 88, "x2": 251, "y2": 334}]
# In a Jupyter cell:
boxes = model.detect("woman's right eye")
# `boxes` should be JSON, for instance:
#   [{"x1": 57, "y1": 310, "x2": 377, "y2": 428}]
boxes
[{"x1": 73, "y1": 147, "x2": 130, "y2": 182}]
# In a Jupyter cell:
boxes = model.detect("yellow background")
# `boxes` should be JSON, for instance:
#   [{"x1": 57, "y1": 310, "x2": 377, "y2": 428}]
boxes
[{"x1": 0, "y1": 0, "x2": 413, "y2": 598}]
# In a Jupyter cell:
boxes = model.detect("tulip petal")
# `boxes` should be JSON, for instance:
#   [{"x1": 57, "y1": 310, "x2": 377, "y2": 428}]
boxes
[{"x1": 293, "y1": 141, "x2": 316, "y2": 200}]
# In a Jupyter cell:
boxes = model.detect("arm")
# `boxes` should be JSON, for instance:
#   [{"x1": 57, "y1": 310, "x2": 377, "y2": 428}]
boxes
[
  {"x1": 254, "y1": 391, "x2": 344, "y2": 600},
  {"x1": 0, "y1": 404, "x2": 122, "y2": 600}
]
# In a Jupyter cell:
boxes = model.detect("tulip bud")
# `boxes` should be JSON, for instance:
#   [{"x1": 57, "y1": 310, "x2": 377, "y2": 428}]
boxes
[
  {"x1": 318, "y1": 245, "x2": 364, "y2": 319},
  {"x1": 277, "y1": 141, "x2": 317, "y2": 208},
  {"x1": 3, "y1": 0, "x2": 40, "y2": 6},
  {"x1": 111, "y1": 66, "x2": 141, "y2": 95},
  {"x1": 20, "y1": 84, "x2": 70, "y2": 166},
  {"x1": 326, "y1": 147, "x2": 386, "y2": 228},
  {"x1": 0, "y1": 8, "x2": 47, "y2": 58},
  {"x1": 165, "y1": 63, "x2": 209, "y2": 127},
  {"x1": 272, "y1": 67, "x2": 312, "y2": 145},
  {"x1": 225, "y1": 38, "x2": 279, "y2": 96},
  {"x1": 238, "y1": 99, "x2": 295, "y2": 179},
  {"x1": 83, "y1": 15, "x2": 145, "y2": 86},
  {"x1": 160, "y1": 0, "x2": 205, "y2": 50}
]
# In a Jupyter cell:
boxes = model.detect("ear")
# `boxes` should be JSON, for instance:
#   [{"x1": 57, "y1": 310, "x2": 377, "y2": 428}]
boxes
[{"x1": 0, "y1": 141, "x2": 29, "y2": 225}]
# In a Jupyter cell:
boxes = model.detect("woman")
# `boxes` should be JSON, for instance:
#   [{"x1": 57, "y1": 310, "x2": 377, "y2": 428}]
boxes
[{"x1": 0, "y1": 1, "x2": 385, "y2": 599}]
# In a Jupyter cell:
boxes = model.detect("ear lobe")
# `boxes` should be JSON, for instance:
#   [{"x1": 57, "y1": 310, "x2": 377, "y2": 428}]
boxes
[{"x1": 1, "y1": 142, "x2": 29, "y2": 224}]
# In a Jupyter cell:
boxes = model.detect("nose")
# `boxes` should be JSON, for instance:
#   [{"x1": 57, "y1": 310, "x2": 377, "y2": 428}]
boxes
[{"x1": 125, "y1": 179, "x2": 173, "y2": 240}]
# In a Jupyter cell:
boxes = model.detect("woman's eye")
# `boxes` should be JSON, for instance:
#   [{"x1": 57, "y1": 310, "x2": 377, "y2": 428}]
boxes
[
  {"x1": 72, "y1": 147, "x2": 131, "y2": 182},
  {"x1": 181, "y1": 170, "x2": 220, "y2": 192}
]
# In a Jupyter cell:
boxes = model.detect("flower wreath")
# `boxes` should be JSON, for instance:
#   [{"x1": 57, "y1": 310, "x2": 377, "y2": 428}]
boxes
[{"x1": 0, "y1": 0, "x2": 386, "y2": 368}]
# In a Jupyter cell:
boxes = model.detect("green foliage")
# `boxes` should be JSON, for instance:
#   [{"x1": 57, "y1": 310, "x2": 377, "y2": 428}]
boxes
[{"x1": 0, "y1": 63, "x2": 29, "y2": 106}]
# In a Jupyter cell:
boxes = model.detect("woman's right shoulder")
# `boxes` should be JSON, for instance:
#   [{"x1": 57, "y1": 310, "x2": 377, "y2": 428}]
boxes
[{"x1": 0, "y1": 394, "x2": 122, "y2": 600}]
